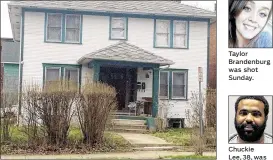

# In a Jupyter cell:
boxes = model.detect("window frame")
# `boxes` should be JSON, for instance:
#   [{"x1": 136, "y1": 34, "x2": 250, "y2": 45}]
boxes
[
  {"x1": 109, "y1": 17, "x2": 128, "y2": 40},
  {"x1": 44, "y1": 67, "x2": 62, "y2": 86},
  {"x1": 173, "y1": 20, "x2": 188, "y2": 48},
  {"x1": 46, "y1": 13, "x2": 63, "y2": 43},
  {"x1": 159, "y1": 69, "x2": 188, "y2": 100},
  {"x1": 64, "y1": 14, "x2": 81, "y2": 43},
  {"x1": 63, "y1": 67, "x2": 80, "y2": 89},
  {"x1": 154, "y1": 19, "x2": 189, "y2": 49},
  {"x1": 43, "y1": 64, "x2": 82, "y2": 90},
  {"x1": 155, "y1": 19, "x2": 171, "y2": 47},
  {"x1": 45, "y1": 13, "x2": 82, "y2": 44},
  {"x1": 171, "y1": 71, "x2": 187, "y2": 100},
  {"x1": 159, "y1": 71, "x2": 169, "y2": 99}
]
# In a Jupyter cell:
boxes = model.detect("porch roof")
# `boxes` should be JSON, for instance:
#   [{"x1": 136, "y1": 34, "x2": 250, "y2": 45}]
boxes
[{"x1": 77, "y1": 41, "x2": 174, "y2": 66}]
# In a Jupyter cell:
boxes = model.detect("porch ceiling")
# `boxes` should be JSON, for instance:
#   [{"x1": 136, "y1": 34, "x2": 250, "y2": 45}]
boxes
[{"x1": 77, "y1": 41, "x2": 174, "y2": 66}]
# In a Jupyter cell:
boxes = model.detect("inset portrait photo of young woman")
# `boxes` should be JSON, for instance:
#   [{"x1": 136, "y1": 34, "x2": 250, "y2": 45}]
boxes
[{"x1": 229, "y1": 0, "x2": 272, "y2": 48}]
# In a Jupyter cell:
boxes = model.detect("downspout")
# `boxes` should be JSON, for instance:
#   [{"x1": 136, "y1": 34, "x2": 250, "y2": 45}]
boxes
[{"x1": 18, "y1": 8, "x2": 25, "y2": 125}]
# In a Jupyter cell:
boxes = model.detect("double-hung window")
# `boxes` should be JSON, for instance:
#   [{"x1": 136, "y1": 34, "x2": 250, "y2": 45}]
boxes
[
  {"x1": 155, "y1": 19, "x2": 188, "y2": 48},
  {"x1": 46, "y1": 13, "x2": 63, "y2": 42},
  {"x1": 44, "y1": 64, "x2": 81, "y2": 90},
  {"x1": 159, "y1": 71, "x2": 169, "y2": 99},
  {"x1": 64, "y1": 68, "x2": 80, "y2": 88},
  {"x1": 45, "y1": 67, "x2": 61, "y2": 83},
  {"x1": 173, "y1": 21, "x2": 188, "y2": 48},
  {"x1": 159, "y1": 70, "x2": 188, "y2": 100},
  {"x1": 172, "y1": 71, "x2": 187, "y2": 99},
  {"x1": 65, "y1": 14, "x2": 81, "y2": 43},
  {"x1": 110, "y1": 17, "x2": 127, "y2": 40},
  {"x1": 155, "y1": 20, "x2": 170, "y2": 47},
  {"x1": 45, "y1": 13, "x2": 82, "y2": 43}
]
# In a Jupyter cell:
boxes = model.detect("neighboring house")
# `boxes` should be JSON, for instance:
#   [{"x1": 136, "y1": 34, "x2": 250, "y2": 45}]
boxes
[
  {"x1": 8, "y1": 1, "x2": 215, "y2": 127},
  {"x1": 209, "y1": 21, "x2": 216, "y2": 89},
  {"x1": 0, "y1": 38, "x2": 20, "y2": 96}
]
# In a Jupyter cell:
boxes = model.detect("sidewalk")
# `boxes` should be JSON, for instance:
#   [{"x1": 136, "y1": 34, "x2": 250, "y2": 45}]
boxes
[
  {"x1": 116, "y1": 132, "x2": 171, "y2": 146},
  {"x1": 1, "y1": 151, "x2": 216, "y2": 159}
]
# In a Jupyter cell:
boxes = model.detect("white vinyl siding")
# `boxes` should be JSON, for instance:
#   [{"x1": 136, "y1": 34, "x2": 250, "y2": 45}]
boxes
[
  {"x1": 24, "y1": 12, "x2": 208, "y2": 119},
  {"x1": 46, "y1": 13, "x2": 62, "y2": 42},
  {"x1": 155, "y1": 20, "x2": 170, "y2": 47},
  {"x1": 65, "y1": 14, "x2": 81, "y2": 43},
  {"x1": 110, "y1": 17, "x2": 127, "y2": 39},
  {"x1": 172, "y1": 71, "x2": 187, "y2": 99}
]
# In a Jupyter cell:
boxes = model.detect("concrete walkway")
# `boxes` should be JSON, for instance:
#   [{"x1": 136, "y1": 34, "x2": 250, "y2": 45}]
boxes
[
  {"x1": 116, "y1": 132, "x2": 171, "y2": 146},
  {"x1": 1, "y1": 151, "x2": 216, "y2": 159}
]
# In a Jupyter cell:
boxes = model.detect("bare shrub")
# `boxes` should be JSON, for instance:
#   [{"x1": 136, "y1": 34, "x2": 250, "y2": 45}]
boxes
[
  {"x1": 1, "y1": 91, "x2": 18, "y2": 142},
  {"x1": 156, "y1": 100, "x2": 175, "y2": 131},
  {"x1": 76, "y1": 81, "x2": 117, "y2": 146},
  {"x1": 22, "y1": 80, "x2": 77, "y2": 147},
  {"x1": 185, "y1": 91, "x2": 206, "y2": 128},
  {"x1": 186, "y1": 89, "x2": 216, "y2": 155}
]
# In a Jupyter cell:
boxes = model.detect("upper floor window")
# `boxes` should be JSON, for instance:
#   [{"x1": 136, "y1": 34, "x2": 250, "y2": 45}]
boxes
[
  {"x1": 155, "y1": 20, "x2": 170, "y2": 47},
  {"x1": 173, "y1": 21, "x2": 188, "y2": 48},
  {"x1": 110, "y1": 17, "x2": 128, "y2": 40},
  {"x1": 47, "y1": 13, "x2": 63, "y2": 42},
  {"x1": 155, "y1": 19, "x2": 188, "y2": 48},
  {"x1": 45, "y1": 13, "x2": 82, "y2": 44},
  {"x1": 65, "y1": 14, "x2": 81, "y2": 43}
]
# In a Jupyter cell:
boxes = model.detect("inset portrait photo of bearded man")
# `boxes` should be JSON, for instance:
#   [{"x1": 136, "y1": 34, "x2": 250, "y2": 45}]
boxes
[{"x1": 229, "y1": 96, "x2": 273, "y2": 144}]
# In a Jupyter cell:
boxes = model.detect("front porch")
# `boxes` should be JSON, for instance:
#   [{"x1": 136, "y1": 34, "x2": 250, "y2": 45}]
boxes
[
  {"x1": 93, "y1": 60, "x2": 159, "y2": 117},
  {"x1": 78, "y1": 41, "x2": 174, "y2": 117}
]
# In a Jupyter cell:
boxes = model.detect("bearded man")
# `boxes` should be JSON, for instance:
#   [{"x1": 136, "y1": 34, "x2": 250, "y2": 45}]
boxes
[{"x1": 229, "y1": 96, "x2": 273, "y2": 144}]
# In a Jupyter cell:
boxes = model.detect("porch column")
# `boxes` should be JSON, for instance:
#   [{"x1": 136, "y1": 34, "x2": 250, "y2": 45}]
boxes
[
  {"x1": 152, "y1": 68, "x2": 160, "y2": 117},
  {"x1": 93, "y1": 62, "x2": 100, "y2": 81}
]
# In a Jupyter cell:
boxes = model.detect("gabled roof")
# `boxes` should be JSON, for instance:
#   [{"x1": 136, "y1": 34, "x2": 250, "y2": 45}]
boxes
[
  {"x1": 1, "y1": 38, "x2": 20, "y2": 63},
  {"x1": 8, "y1": 1, "x2": 216, "y2": 41},
  {"x1": 78, "y1": 41, "x2": 174, "y2": 66}
]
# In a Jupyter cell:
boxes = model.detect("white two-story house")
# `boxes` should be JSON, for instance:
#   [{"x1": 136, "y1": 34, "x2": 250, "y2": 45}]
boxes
[{"x1": 8, "y1": 1, "x2": 215, "y2": 127}]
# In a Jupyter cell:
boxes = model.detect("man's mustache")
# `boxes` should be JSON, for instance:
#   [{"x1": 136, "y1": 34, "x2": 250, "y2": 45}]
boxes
[{"x1": 237, "y1": 123, "x2": 258, "y2": 130}]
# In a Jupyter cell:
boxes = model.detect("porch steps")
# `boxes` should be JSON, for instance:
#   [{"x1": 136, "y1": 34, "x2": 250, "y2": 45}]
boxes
[
  {"x1": 113, "y1": 124, "x2": 147, "y2": 130},
  {"x1": 112, "y1": 119, "x2": 146, "y2": 125},
  {"x1": 113, "y1": 112, "x2": 132, "y2": 116},
  {"x1": 112, "y1": 128, "x2": 148, "y2": 133},
  {"x1": 110, "y1": 119, "x2": 148, "y2": 133}
]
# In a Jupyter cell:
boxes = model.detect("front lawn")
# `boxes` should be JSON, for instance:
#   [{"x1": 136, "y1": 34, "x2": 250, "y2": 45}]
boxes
[
  {"x1": 152, "y1": 128, "x2": 192, "y2": 146},
  {"x1": 152, "y1": 128, "x2": 216, "y2": 152},
  {"x1": 1, "y1": 126, "x2": 132, "y2": 155}
]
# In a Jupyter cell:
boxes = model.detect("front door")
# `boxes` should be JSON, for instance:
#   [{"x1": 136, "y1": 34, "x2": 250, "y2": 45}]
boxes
[{"x1": 99, "y1": 67, "x2": 127, "y2": 110}]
